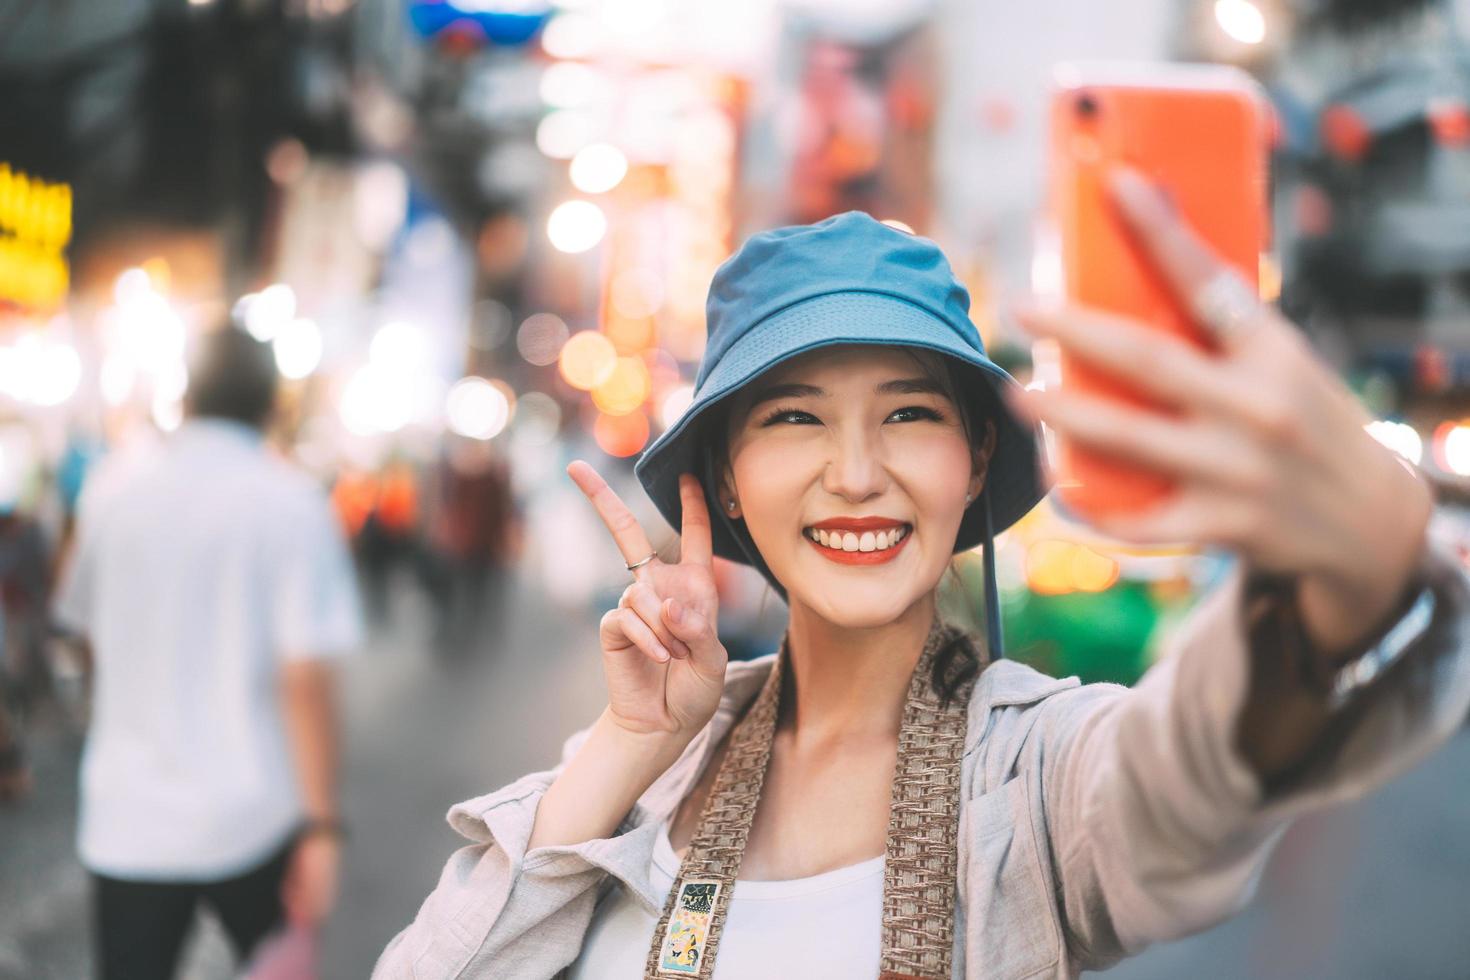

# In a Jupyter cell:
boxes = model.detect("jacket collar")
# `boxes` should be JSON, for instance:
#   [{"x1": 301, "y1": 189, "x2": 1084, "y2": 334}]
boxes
[{"x1": 629, "y1": 643, "x2": 1079, "y2": 829}]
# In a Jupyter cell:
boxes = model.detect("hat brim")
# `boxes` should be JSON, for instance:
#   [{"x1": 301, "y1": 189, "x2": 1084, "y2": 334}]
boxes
[{"x1": 634, "y1": 290, "x2": 1051, "y2": 568}]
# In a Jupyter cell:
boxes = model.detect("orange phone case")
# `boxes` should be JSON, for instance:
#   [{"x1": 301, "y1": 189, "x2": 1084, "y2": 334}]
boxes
[{"x1": 1046, "y1": 63, "x2": 1270, "y2": 523}]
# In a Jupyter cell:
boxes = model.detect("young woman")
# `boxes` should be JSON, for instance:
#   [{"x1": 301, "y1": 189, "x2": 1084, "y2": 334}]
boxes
[{"x1": 375, "y1": 172, "x2": 1470, "y2": 980}]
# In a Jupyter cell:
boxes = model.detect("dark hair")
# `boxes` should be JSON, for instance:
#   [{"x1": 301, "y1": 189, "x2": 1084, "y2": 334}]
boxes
[
  {"x1": 707, "y1": 346, "x2": 1000, "y2": 707},
  {"x1": 185, "y1": 326, "x2": 279, "y2": 429},
  {"x1": 923, "y1": 353, "x2": 999, "y2": 709}
]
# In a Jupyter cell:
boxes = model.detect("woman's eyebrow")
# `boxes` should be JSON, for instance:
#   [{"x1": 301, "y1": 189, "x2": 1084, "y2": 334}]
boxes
[
  {"x1": 746, "y1": 382, "x2": 825, "y2": 409},
  {"x1": 877, "y1": 377, "x2": 947, "y2": 396}
]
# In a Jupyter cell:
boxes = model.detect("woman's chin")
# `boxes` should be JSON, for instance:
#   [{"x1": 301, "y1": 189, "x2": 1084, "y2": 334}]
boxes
[
  {"x1": 801, "y1": 581, "x2": 932, "y2": 630},
  {"x1": 770, "y1": 540, "x2": 946, "y2": 627}
]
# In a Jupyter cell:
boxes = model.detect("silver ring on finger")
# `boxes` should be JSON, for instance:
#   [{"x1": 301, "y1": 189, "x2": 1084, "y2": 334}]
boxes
[
  {"x1": 625, "y1": 550, "x2": 658, "y2": 572},
  {"x1": 1189, "y1": 269, "x2": 1262, "y2": 344}
]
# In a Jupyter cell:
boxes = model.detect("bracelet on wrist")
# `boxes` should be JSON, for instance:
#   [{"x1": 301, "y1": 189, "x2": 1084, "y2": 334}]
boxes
[{"x1": 1252, "y1": 567, "x2": 1438, "y2": 710}]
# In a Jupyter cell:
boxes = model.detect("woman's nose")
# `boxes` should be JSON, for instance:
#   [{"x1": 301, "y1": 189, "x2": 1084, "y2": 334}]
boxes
[{"x1": 821, "y1": 429, "x2": 887, "y2": 502}]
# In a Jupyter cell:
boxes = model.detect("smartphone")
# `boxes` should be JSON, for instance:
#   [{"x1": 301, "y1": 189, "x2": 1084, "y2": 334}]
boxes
[{"x1": 1045, "y1": 62, "x2": 1271, "y2": 523}]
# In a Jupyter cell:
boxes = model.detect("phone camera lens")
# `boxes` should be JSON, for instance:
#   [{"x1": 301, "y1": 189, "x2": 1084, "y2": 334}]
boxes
[{"x1": 1076, "y1": 92, "x2": 1099, "y2": 118}]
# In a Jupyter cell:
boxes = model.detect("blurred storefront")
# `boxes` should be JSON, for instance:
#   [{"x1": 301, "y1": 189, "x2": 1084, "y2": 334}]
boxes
[{"x1": 4, "y1": 0, "x2": 1470, "y2": 686}]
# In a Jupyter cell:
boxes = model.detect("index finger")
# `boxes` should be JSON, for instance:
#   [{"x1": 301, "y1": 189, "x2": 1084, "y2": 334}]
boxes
[
  {"x1": 567, "y1": 460, "x2": 657, "y2": 571},
  {"x1": 1107, "y1": 167, "x2": 1266, "y2": 350},
  {"x1": 677, "y1": 473, "x2": 712, "y2": 567}
]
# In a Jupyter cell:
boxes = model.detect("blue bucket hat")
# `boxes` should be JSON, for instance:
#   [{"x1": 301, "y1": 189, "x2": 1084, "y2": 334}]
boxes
[{"x1": 634, "y1": 211, "x2": 1049, "y2": 659}]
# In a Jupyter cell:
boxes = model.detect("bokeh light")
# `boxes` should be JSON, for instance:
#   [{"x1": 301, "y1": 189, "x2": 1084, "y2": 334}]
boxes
[
  {"x1": 536, "y1": 109, "x2": 599, "y2": 160},
  {"x1": 558, "y1": 330, "x2": 617, "y2": 389},
  {"x1": 539, "y1": 13, "x2": 600, "y2": 59},
  {"x1": 591, "y1": 356, "x2": 651, "y2": 415},
  {"x1": 0, "y1": 337, "x2": 82, "y2": 407},
  {"x1": 569, "y1": 143, "x2": 628, "y2": 194},
  {"x1": 445, "y1": 377, "x2": 512, "y2": 440},
  {"x1": 1214, "y1": 0, "x2": 1266, "y2": 45},
  {"x1": 539, "y1": 61, "x2": 602, "y2": 108},
  {"x1": 469, "y1": 299, "x2": 513, "y2": 351},
  {"x1": 512, "y1": 390, "x2": 562, "y2": 445},
  {"x1": 338, "y1": 365, "x2": 418, "y2": 435},
  {"x1": 517, "y1": 313, "x2": 570, "y2": 365},
  {"x1": 273, "y1": 318, "x2": 324, "y2": 380},
  {"x1": 370, "y1": 320, "x2": 429, "y2": 368},
  {"x1": 547, "y1": 199, "x2": 607, "y2": 253},
  {"x1": 1437, "y1": 421, "x2": 1470, "y2": 475},
  {"x1": 604, "y1": 314, "x2": 655, "y2": 354},
  {"x1": 593, "y1": 408, "x2": 650, "y2": 457},
  {"x1": 1024, "y1": 539, "x2": 1119, "y2": 596},
  {"x1": 114, "y1": 267, "x2": 152, "y2": 306},
  {"x1": 242, "y1": 284, "x2": 297, "y2": 342},
  {"x1": 1069, "y1": 545, "x2": 1120, "y2": 593},
  {"x1": 28, "y1": 342, "x2": 82, "y2": 407}
]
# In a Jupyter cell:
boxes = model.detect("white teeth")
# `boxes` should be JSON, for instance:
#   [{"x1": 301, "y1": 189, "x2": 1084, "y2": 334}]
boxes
[{"x1": 807, "y1": 525, "x2": 909, "y2": 551}]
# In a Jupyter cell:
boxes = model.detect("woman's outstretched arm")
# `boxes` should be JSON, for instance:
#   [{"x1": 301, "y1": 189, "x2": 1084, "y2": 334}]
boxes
[
  {"x1": 1024, "y1": 519, "x2": 1469, "y2": 972},
  {"x1": 1002, "y1": 167, "x2": 1470, "y2": 971}
]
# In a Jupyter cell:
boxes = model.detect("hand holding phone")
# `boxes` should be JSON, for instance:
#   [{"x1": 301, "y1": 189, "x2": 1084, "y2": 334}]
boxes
[{"x1": 1045, "y1": 62, "x2": 1271, "y2": 522}]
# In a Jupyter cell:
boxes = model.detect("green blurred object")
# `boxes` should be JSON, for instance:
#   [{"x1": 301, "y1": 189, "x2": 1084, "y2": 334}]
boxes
[
  {"x1": 940, "y1": 554, "x2": 1173, "y2": 687},
  {"x1": 1000, "y1": 583, "x2": 1160, "y2": 686}
]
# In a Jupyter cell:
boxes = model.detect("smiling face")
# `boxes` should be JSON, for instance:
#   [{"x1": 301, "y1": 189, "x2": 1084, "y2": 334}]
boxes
[{"x1": 718, "y1": 344, "x2": 996, "y2": 628}]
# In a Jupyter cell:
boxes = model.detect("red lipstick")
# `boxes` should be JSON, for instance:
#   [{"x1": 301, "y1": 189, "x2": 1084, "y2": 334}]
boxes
[
  {"x1": 803, "y1": 518, "x2": 912, "y2": 566},
  {"x1": 808, "y1": 516, "x2": 907, "y2": 531}
]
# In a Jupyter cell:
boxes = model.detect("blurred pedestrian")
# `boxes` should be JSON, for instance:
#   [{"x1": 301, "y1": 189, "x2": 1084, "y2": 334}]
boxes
[
  {"x1": 355, "y1": 457, "x2": 421, "y2": 626},
  {"x1": 55, "y1": 326, "x2": 362, "y2": 980},
  {"x1": 424, "y1": 438, "x2": 520, "y2": 659},
  {"x1": 377, "y1": 190, "x2": 1470, "y2": 979}
]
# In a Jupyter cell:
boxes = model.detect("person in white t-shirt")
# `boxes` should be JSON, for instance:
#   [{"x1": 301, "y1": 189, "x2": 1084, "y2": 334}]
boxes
[{"x1": 55, "y1": 325, "x2": 363, "y2": 980}]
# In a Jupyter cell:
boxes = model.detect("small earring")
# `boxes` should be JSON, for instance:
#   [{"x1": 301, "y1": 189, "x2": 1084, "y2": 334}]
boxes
[
  {"x1": 964, "y1": 492, "x2": 974, "y2": 504},
  {"x1": 726, "y1": 500, "x2": 737, "y2": 511}
]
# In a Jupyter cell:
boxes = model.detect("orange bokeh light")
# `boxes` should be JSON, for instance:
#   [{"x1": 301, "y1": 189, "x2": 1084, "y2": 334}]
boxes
[
  {"x1": 593, "y1": 409, "x2": 650, "y2": 457},
  {"x1": 605, "y1": 314, "x2": 655, "y2": 354},
  {"x1": 591, "y1": 356, "x2": 652, "y2": 416},
  {"x1": 558, "y1": 330, "x2": 617, "y2": 390}
]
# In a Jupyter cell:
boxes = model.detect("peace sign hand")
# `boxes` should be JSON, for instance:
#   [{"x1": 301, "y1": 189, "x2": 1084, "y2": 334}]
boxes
[{"x1": 568, "y1": 461, "x2": 728, "y2": 741}]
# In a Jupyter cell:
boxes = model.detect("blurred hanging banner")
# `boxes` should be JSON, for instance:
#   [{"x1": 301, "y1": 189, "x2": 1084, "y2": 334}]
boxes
[
  {"x1": 0, "y1": 164, "x2": 71, "y2": 317},
  {"x1": 409, "y1": 0, "x2": 553, "y2": 49}
]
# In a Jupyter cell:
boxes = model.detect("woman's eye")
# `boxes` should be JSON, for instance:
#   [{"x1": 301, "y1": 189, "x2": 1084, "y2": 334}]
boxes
[
  {"x1": 760, "y1": 408, "x2": 817, "y2": 426},
  {"x1": 888, "y1": 406, "x2": 943, "y2": 423}
]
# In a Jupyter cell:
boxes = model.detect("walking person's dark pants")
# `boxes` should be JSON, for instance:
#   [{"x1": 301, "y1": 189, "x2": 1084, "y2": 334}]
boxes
[{"x1": 91, "y1": 835, "x2": 295, "y2": 980}]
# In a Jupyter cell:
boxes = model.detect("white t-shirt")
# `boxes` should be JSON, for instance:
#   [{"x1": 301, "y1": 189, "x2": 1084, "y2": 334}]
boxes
[
  {"x1": 55, "y1": 420, "x2": 362, "y2": 881},
  {"x1": 568, "y1": 819, "x2": 884, "y2": 979}
]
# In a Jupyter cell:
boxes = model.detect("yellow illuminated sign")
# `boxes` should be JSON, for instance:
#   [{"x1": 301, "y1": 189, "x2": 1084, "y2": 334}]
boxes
[{"x1": 0, "y1": 164, "x2": 72, "y2": 313}]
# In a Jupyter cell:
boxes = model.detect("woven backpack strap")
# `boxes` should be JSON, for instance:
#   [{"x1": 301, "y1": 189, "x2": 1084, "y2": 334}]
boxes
[
  {"x1": 878, "y1": 621, "x2": 975, "y2": 980},
  {"x1": 644, "y1": 618, "x2": 974, "y2": 980},
  {"x1": 642, "y1": 643, "x2": 784, "y2": 978}
]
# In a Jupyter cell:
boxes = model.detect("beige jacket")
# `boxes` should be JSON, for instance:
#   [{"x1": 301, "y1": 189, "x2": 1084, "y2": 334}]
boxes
[{"x1": 374, "y1": 528, "x2": 1470, "y2": 979}]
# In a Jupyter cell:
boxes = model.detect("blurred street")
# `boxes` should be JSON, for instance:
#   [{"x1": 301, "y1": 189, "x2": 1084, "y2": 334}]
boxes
[
  {"x1": 4, "y1": 563, "x2": 1469, "y2": 979},
  {"x1": 0, "y1": 566, "x2": 609, "y2": 980},
  {"x1": 6, "y1": 0, "x2": 1470, "y2": 975}
]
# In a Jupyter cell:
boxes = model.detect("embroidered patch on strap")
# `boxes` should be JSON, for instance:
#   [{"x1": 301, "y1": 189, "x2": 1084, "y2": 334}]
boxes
[{"x1": 657, "y1": 879, "x2": 723, "y2": 976}]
